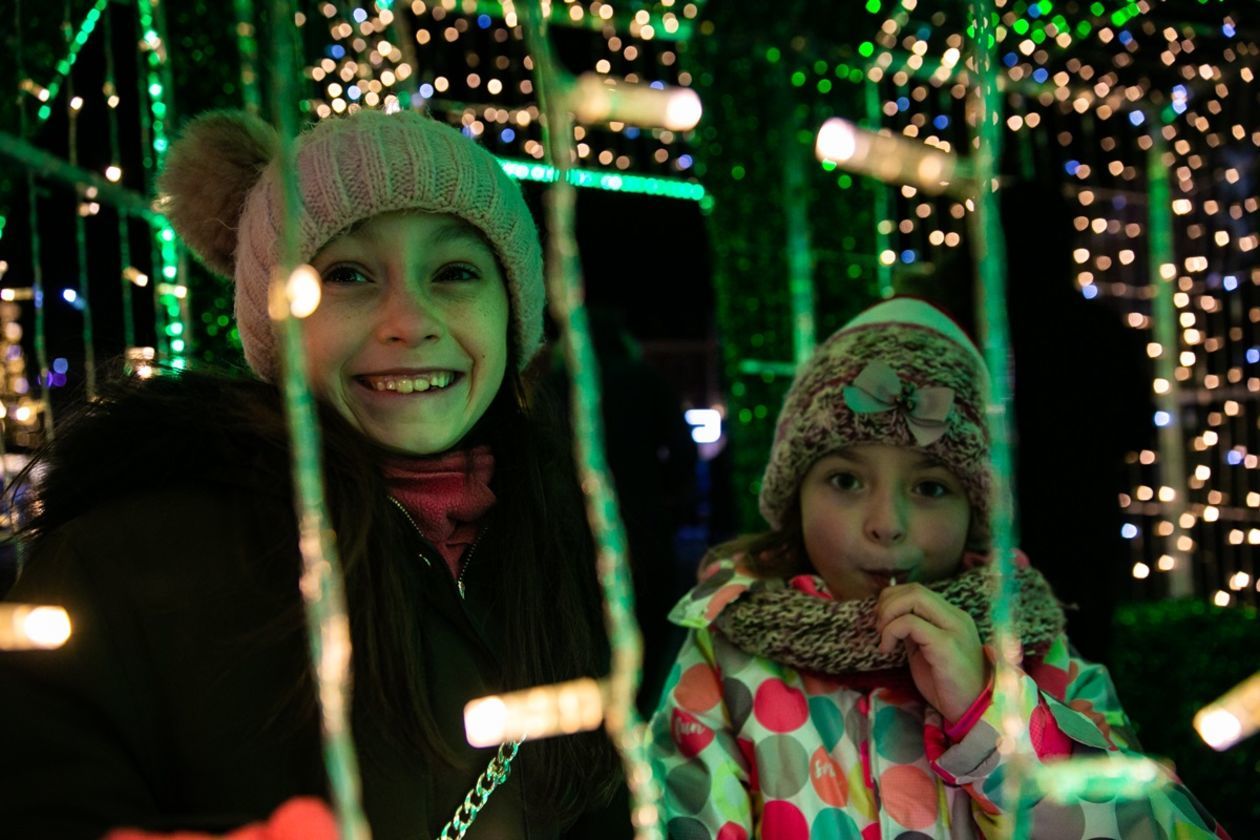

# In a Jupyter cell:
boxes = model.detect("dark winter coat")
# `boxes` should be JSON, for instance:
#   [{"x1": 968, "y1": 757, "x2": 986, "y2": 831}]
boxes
[{"x1": 0, "y1": 373, "x2": 628, "y2": 839}]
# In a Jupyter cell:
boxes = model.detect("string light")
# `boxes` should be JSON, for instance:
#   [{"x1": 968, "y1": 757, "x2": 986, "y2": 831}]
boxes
[
  {"x1": 815, "y1": 117, "x2": 970, "y2": 196},
  {"x1": 284, "y1": 265, "x2": 322, "y2": 319},
  {"x1": 465, "y1": 677, "x2": 604, "y2": 747},
  {"x1": 569, "y1": 74, "x2": 702, "y2": 131},
  {"x1": 29, "y1": 0, "x2": 110, "y2": 122},
  {"x1": 1196, "y1": 671, "x2": 1260, "y2": 751},
  {"x1": 303, "y1": 2, "x2": 702, "y2": 185},
  {"x1": 0, "y1": 605, "x2": 72, "y2": 650}
]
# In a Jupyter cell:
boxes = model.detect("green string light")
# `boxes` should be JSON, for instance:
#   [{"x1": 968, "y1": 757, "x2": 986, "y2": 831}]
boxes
[
  {"x1": 496, "y1": 158, "x2": 706, "y2": 200},
  {"x1": 968, "y1": 0, "x2": 1030, "y2": 829},
  {"x1": 34, "y1": 0, "x2": 110, "y2": 123},
  {"x1": 134, "y1": 0, "x2": 187, "y2": 368},
  {"x1": 269, "y1": 1, "x2": 368, "y2": 835},
  {"x1": 519, "y1": 3, "x2": 661, "y2": 834},
  {"x1": 457, "y1": 0, "x2": 696, "y2": 41}
]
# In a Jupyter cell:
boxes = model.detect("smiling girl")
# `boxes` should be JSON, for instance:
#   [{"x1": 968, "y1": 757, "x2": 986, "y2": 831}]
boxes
[
  {"x1": 0, "y1": 110, "x2": 626, "y2": 839},
  {"x1": 649, "y1": 298, "x2": 1226, "y2": 839}
]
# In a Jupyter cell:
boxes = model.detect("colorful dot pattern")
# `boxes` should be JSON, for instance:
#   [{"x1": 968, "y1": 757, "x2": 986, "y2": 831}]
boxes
[{"x1": 648, "y1": 557, "x2": 1228, "y2": 840}]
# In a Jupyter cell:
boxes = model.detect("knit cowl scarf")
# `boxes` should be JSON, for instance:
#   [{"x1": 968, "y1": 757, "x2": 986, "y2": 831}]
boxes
[
  {"x1": 381, "y1": 445, "x2": 496, "y2": 578},
  {"x1": 712, "y1": 558, "x2": 1067, "y2": 677}
]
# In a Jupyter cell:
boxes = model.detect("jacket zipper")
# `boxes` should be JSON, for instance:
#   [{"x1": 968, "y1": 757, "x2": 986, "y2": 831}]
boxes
[
  {"x1": 455, "y1": 532, "x2": 484, "y2": 599},
  {"x1": 387, "y1": 496, "x2": 483, "y2": 600}
]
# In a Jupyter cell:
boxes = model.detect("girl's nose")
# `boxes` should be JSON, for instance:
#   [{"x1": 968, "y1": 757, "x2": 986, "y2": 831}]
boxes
[
  {"x1": 375, "y1": 282, "x2": 442, "y2": 346},
  {"x1": 864, "y1": 490, "x2": 907, "y2": 545}
]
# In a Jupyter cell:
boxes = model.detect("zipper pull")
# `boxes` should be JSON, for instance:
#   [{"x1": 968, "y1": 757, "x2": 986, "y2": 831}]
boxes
[{"x1": 458, "y1": 579, "x2": 466, "y2": 599}]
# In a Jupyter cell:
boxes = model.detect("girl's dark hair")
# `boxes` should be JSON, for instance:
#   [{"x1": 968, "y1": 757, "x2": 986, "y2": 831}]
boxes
[
  {"x1": 708, "y1": 496, "x2": 810, "y2": 579},
  {"x1": 336, "y1": 363, "x2": 621, "y2": 822},
  {"x1": 12, "y1": 357, "x2": 619, "y2": 824}
]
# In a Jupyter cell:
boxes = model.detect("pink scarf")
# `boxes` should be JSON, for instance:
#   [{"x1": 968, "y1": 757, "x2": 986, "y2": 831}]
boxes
[{"x1": 381, "y1": 445, "x2": 496, "y2": 579}]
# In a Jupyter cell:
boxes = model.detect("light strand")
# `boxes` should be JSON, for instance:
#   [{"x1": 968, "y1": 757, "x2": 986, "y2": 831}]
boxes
[
  {"x1": 269, "y1": 2, "x2": 368, "y2": 836},
  {"x1": 517, "y1": 2, "x2": 661, "y2": 834}
]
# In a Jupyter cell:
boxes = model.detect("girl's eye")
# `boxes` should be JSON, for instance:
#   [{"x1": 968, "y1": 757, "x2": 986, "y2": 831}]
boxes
[
  {"x1": 915, "y1": 480, "x2": 951, "y2": 499},
  {"x1": 322, "y1": 265, "x2": 372, "y2": 285},
  {"x1": 828, "y1": 472, "x2": 861, "y2": 491},
  {"x1": 435, "y1": 263, "x2": 481, "y2": 284}
]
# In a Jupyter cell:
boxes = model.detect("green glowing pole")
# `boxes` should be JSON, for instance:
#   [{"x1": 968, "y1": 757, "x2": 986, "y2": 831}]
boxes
[
  {"x1": 865, "y1": 73, "x2": 894, "y2": 298},
  {"x1": 784, "y1": 131, "x2": 816, "y2": 365},
  {"x1": 25, "y1": 177, "x2": 53, "y2": 442},
  {"x1": 104, "y1": 3, "x2": 136, "y2": 352},
  {"x1": 1146, "y1": 124, "x2": 1192, "y2": 598},
  {"x1": 519, "y1": 4, "x2": 661, "y2": 836},
  {"x1": 135, "y1": 0, "x2": 186, "y2": 367},
  {"x1": 15, "y1": 0, "x2": 54, "y2": 442},
  {"x1": 0, "y1": 134, "x2": 160, "y2": 223},
  {"x1": 65, "y1": 66, "x2": 98, "y2": 399},
  {"x1": 233, "y1": 0, "x2": 262, "y2": 114},
  {"x1": 269, "y1": 3, "x2": 368, "y2": 836},
  {"x1": 967, "y1": 0, "x2": 1027, "y2": 832}
]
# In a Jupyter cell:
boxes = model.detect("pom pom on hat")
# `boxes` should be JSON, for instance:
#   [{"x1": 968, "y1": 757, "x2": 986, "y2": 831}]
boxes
[
  {"x1": 158, "y1": 109, "x2": 545, "y2": 382},
  {"x1": 758, "y1": 298, "x2": 993, "y2": 548},
  {"x1": 155, "y1": 111, "x2": 279, "y2": 277}
]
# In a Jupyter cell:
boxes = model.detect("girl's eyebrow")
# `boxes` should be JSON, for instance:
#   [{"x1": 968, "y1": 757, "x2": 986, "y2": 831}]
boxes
[
  {"x1": 826, "y1": 449, "x2": 865, "y2": 464},
  {"x1": 429, "y1": 219, "x2": 496, "y2": 253},
  {"x1": 913, "y1": 455, "x2": 949, "y2": 470}
]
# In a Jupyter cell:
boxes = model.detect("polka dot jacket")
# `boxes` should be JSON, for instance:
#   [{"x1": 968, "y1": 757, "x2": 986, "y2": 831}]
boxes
[{"x1": 648, "y1": 554, "x2": 1229, "y2": 840}]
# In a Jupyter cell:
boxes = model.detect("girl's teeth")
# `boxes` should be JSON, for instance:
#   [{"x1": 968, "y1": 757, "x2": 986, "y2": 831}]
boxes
[{"x1": 368, "y1": 373, "x2": 454, "y2": 392}]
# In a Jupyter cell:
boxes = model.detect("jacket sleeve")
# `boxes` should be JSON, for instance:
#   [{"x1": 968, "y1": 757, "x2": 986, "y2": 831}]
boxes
[
  {"x1": 648, "y1": 627, "x2": 755, "y2": 838},
  {"x1": 0, "y1": 528, "x2": 164, "y2": 838},
  {"x1": 926, "y1": 635, "x2": 1228, "y2": 839}
]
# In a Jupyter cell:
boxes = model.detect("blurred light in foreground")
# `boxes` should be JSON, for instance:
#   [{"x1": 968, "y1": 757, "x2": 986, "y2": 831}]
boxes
[
  {"x1": 288, "y1": 265, "x2": 323, "y2": 318},
  {"x1": 1028, "y1": 754, "x2": 1167, "y2": 802},
  {"x1": 571, "y1": 74, "x2": 702, "y2": 131},
  {"x1": 816, "y1": 117, "x2": 968, "y2": 196},
  {"x1": 684, "y1": 408, "x2": 722, "y2": 444},
  {"x1": 127, "y1": 346, "x2": 157, "y2": 379},
  {"x1": 123, "y1": 267, "x2": 150, "y2": 287},
  {"x1": 1195, "y1": 671, "x2": 1260, "y2": 751},
  {"x1": 465, "y1": 677, "x2": 604, "y2": 748},
  {"x1": 0, "y1": 604, "x2": 72, "y2": 650}
]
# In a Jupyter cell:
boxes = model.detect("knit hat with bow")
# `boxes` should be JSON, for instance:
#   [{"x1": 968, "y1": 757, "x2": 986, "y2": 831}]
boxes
[
  {"x1": 758, "y1": 298, "x2": 992, "y2": 548},
  {"x1": 156, "y1": 108, "x2": 545, "y2": 382}
]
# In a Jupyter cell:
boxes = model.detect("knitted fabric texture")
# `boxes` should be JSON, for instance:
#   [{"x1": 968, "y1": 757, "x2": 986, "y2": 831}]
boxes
[
  {"x1": 158, "y1": 109, "x2": 545, "y2": 381},
  {"x1": 382, "y1": 445, "x2": 495, "y2": 577},
  {"x1": 758, "y1": 298, "x2": 992, "y2": 546},
  {"x1": 712, "y1": 564, "x2": 1066, "y2": 675}
]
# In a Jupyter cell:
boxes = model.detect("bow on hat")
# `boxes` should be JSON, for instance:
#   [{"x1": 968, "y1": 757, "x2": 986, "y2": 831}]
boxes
[{"x1": 842, "y1": 360, "x2": 954, "y2": 445}]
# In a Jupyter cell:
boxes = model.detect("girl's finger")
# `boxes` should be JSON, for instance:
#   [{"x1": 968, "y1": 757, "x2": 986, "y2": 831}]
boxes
[
  {"x1": 875, "y1": 585, "x2": 961, "y2": 634},
  {"x1": 876, "y1": 612, "x2": 949, "y2": 656}
]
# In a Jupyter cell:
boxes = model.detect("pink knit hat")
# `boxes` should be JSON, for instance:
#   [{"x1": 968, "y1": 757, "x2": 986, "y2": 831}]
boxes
[
  {"x1": 157, "y1": 109, "x2": 545, "y2": 381},
  {"x1": 758, "y1": 298, "x2": 993, "y2": 547}
]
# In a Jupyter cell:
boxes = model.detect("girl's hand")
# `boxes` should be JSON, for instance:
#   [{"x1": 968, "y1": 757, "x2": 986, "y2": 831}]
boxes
[{"x1": 874, "y1": 583, "x2": 989, "y2": 724}]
